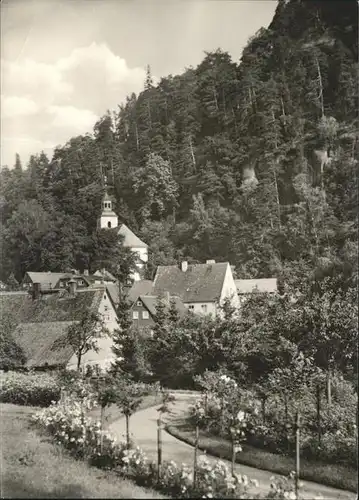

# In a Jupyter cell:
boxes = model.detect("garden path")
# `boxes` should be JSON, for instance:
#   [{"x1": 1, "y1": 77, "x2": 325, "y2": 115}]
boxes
[{"x1": 109, "y1": 393, "x2": 355, "y2": 500}]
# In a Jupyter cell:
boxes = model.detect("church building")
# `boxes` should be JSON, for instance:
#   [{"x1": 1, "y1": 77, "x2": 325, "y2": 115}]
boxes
[{"x1": 98, "y1": 191, "x2": 148, "y2": 281}]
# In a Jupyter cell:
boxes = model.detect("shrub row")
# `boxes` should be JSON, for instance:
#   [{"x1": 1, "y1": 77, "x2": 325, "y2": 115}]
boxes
[
  {"x1": 0, "y1": 371, "x2": 61, "y2": 407},
  {"x1": 190, "y1": 373, "x2": 358, "y2": 469},
  {"x1": 31, "y1": 392, "x2": 302, "y2": 499}
]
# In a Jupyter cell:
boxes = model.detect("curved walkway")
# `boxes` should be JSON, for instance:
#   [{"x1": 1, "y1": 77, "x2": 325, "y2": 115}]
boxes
[{"x1": 109, "y1": 394, "x2": 355, "y2": 500}]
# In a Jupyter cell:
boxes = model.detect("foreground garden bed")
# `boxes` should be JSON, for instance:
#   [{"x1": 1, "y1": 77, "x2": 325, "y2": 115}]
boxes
[
  {"x1": 0, "y1": 403, "x2": 166, "y2": 499},
  {"x1": 165, "y1": 417, "x2": 357, "y2": 493}
]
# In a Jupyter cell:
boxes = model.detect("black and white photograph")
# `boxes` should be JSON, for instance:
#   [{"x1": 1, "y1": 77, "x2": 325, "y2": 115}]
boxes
[{"x1": 0, "y1": 0, "x2": 357, "y2": 498}]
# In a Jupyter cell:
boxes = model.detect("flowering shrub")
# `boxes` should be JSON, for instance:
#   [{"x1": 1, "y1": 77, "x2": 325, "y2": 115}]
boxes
[
  {"x1": 32, "y1": 393, "x2": 267, "y2": 499},
  {"x1": 0, "y1": 371, "x2": 61, "y2": 406},
  {"x1": 193, "y1": 370, "x2": 357, "y2": 469}
]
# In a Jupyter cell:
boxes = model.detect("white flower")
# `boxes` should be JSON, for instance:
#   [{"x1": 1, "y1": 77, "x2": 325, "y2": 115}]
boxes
[{"x1": 237, "y1": 411, "x2": 245, "y2": 422}]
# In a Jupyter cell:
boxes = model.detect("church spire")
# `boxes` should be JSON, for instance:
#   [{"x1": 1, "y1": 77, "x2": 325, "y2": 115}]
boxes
[{"x1": 99, "y1": 185, "x2": 118, "y2": 230}]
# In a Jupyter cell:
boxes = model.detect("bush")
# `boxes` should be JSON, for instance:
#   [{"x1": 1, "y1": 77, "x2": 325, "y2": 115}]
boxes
[
  {"x1": 32, "y1": 393, "x2": 285, "y2": 499},
  {"x1": 0, "y1": 371, "x2": 61, "y2": 406},
  {"x1": 192, "y1": 371, "x2": 357, "y2": 469}
]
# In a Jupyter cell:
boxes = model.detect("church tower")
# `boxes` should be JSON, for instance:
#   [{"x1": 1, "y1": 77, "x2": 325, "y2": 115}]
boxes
[{"x1": 99, "y1": 191, "x2": 118, "y2": 229}]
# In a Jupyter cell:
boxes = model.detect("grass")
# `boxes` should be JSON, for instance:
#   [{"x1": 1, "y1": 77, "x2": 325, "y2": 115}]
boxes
[
  {"x1": 0, "y1": 403, "x2": 167, "y2": 499},
  {"x1": 166, "y1": 416, "x2": 357, "y2": 494}
]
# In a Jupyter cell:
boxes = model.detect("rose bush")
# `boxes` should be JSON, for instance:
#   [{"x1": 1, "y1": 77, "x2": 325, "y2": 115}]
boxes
[
  {"x1": 192, "y1": 370, "x2": 357, "y2": 468},
  {"x1": 32, "y1": 392, "x2": 292, "y2": 499},
  {"x1": 0, "y1": 371, "x2": 61, "y2": 406}
]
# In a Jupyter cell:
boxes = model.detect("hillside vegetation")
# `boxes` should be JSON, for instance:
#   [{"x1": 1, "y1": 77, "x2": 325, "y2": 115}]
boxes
[{"x1": 0, "y1": 0, "x2": 357, "y2": 293}]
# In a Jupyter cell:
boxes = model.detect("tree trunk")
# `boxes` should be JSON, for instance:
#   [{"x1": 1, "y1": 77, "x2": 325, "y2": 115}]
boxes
[
  {"x1": 315, "y1": 55, "x2": 325, "y2": 118},
  {"x1": 273, "y1": 168, "x2": 282, "y2": 229},
  {"x1": 295, "y1": 412, "x2": 301, "y2": 499},
  {"x1": 204, "y1": 392, "x2": 208, "y2": 417},
  {"x1": 157, "y1": 416, "x2": 162, "y2": 482},
  {"x1": 316, "y1": 385, "x2": 321, "y2": 444},
  {"x1": 189, "y1": 136, "x2": 196, "y2": 170},
  {"x1": 231, "y1": 436, "x2": 236, "y2": 477},
  {"x1": 135, "y1": 123, "x2": 139, "y2": 151},
  {"x1": 125, "y1": 413, "x2": 130, "y2": 449},
  {"x1": 77, "y1": 352, "x2": 82, "y2": 372},
  {"x1": 261, "y1": 396, "x2": 266, "y2": 424},
  {"x1": 326, "y1": 368, "x2": 332, "y2": 410},
  {"x1": 193, "y1": 425, "x2": 199, "y2": 488}
]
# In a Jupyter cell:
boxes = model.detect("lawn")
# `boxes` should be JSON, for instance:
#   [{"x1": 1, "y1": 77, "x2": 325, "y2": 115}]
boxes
[
  {"x1": 1, "y1": 403, "x2": 167, "y2": 499},
  {"x1": 166, "y1": 416, "x2": 357, "y2": 493}
]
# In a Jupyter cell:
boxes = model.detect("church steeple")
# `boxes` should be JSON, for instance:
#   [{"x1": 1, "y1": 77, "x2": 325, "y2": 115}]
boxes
[{"x1": 99, "y1": 190, "x2": 118, "y2": 229}]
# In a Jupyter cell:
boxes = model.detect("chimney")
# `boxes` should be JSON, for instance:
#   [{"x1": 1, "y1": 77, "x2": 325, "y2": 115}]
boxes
[
  {"x1": 32, "y1": 282, "x2": 41, "y2": 300},
  {"x1": 83, "y1": 269, "x2": 89, "y2": 276},
  {"x1": 68, "y1": 278, "x2": 77, "y2": 296},
  {"x1": 164, "y1": 291, "x2": 170, "y2": 305},
  {"x1": 181, "y1": 261, "x2": 188, "y2": 272},
  {"x1": 206, "y1": 259, "x2": 216, "y2": 264}
]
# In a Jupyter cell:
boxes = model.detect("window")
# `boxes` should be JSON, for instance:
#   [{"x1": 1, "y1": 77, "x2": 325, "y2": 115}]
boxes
[
  {"x1": 188, "y1": 305, "x2": 194, "y2": 310},
  {"x1": 136, "y1": 300, "x2": 142, "y2": 306},
  {"x1": 104, "y1": 305, "x2": 109, "y2": 312},
  {"x1": 78, "y1": 280, "x2": 83, "y2": 285},
  {"x1": 107, "y1": 221, "x2": 111, "y2": 228},
  {"x1": 59, "y1": 282, "x2": 64, "y2": 288},
  {"x1": 142, "y1": 310, "x2": 149, "y2": 319},
  {"x1": 201, "y1": 304, "x2": 208, "y2": 313},
  {"x1": 133, "y1": 311, "x2": 139, "y2": 319}
]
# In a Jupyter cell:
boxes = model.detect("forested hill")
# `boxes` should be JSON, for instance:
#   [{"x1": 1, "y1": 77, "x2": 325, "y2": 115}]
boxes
[{"x1": 1, "y1": 0, "x2": 358, "y2": 290}]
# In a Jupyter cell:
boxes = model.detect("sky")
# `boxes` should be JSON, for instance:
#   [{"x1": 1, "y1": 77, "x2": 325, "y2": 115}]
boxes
[{"x1": 1, "y1": 0, "x2": 277, "y2": 168}]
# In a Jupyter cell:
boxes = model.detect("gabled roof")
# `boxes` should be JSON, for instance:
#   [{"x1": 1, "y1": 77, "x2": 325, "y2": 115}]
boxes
[
  {"x1": 106, "y1": 283, "x2": 120, "y2": 306},
  {"x1": 0, "y1": 289, "x2": 104, "y2": 333},
  {"x1": 118, "y1": 224, "x2": 148, "y2": 249},
  {"x1": 127, "y1": 280, "x2": 153, "y2": 303},
  {"x1": 53, "y1": 274, "x2": 93, "y2": 288},
  {"x1": 24, "y1": 272, "x2": 66, "y2": 288},
  {"x1": 94, "y1": 269, "x2": 117, "y2": 282},
  {"x1": 235, "y1": 278, "x2": 278, "y2": 294},
  {"x1": 13, "y1": 322, "x2": 74, "y2": 368},
  {"x1": 137, "y1": 295, "x2": 187, "y2": 317},
  {"x1": 152, "y1": 263, "x2": 229, "y2": 303}
]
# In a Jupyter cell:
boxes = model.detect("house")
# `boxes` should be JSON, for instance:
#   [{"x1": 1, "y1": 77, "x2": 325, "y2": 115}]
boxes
[
  {"x1": 0, "y1": 280, "x2": 119, "y2": 371},
  {"x1": 127, "y1": 280, "x2": 154, "y2": 304},
  {"x1": 22, "y1": 272, "x2": 67, "y2": 290},
  {"x1": 93, "y1": 269, "x2": 117, "y2": 283},
  {"x1": 152, "y1": 260, "x2": 239, "y2": 317},
  {"x1": 235, "y1": 278, "x2": 278, "y2": 304},
  {"x1": 130, "y1": 292, "x2": 187, "y2": 331},
  {"x1": 98, "y1": 191, "x2": 148, "y2": 282},
  {"x1": 54, "y1": 273, "x2": 92, "y2": 290}
]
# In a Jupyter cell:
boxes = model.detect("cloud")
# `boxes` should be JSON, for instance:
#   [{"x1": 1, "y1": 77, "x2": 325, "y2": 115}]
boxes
[
  {"x1": 1, "y1": 42, "x2": 147, "y2": 167},
  {"x1": 1, "y1": 95, "x2": 39, "y2": 118},
  {"x1": 48, "y1": 105, "x2": 98, "y2": 132}
]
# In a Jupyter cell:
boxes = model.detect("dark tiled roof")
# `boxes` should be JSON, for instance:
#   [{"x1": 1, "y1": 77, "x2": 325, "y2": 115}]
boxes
[
  {"x1": 152, "y1": 263, "x2": 229, "y2": 303},
  {"x1": 139, "y1": 295, "x2": 187, "y2": 317},
  {"x1": 106, "y1": 283, "x2": 120, "y2": 306},
  {"x1": 0, "y1": 289, "x2": 103, "y2": 332},
  {"x1": 127, "y1": 280, "x2": 153, "y2": 303},
  {"x1": 13, "y1": 322, "x2": 74, "y2": 368},
  {"x1": 24, "y1": 272, "x2": 66, "y2": 288},
  {"x1": 235, "y1": 278, "x2": 278, "y2": 294},
  {"x1": 94, "y1": 269, "x2": 117, "y2": 282}
]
